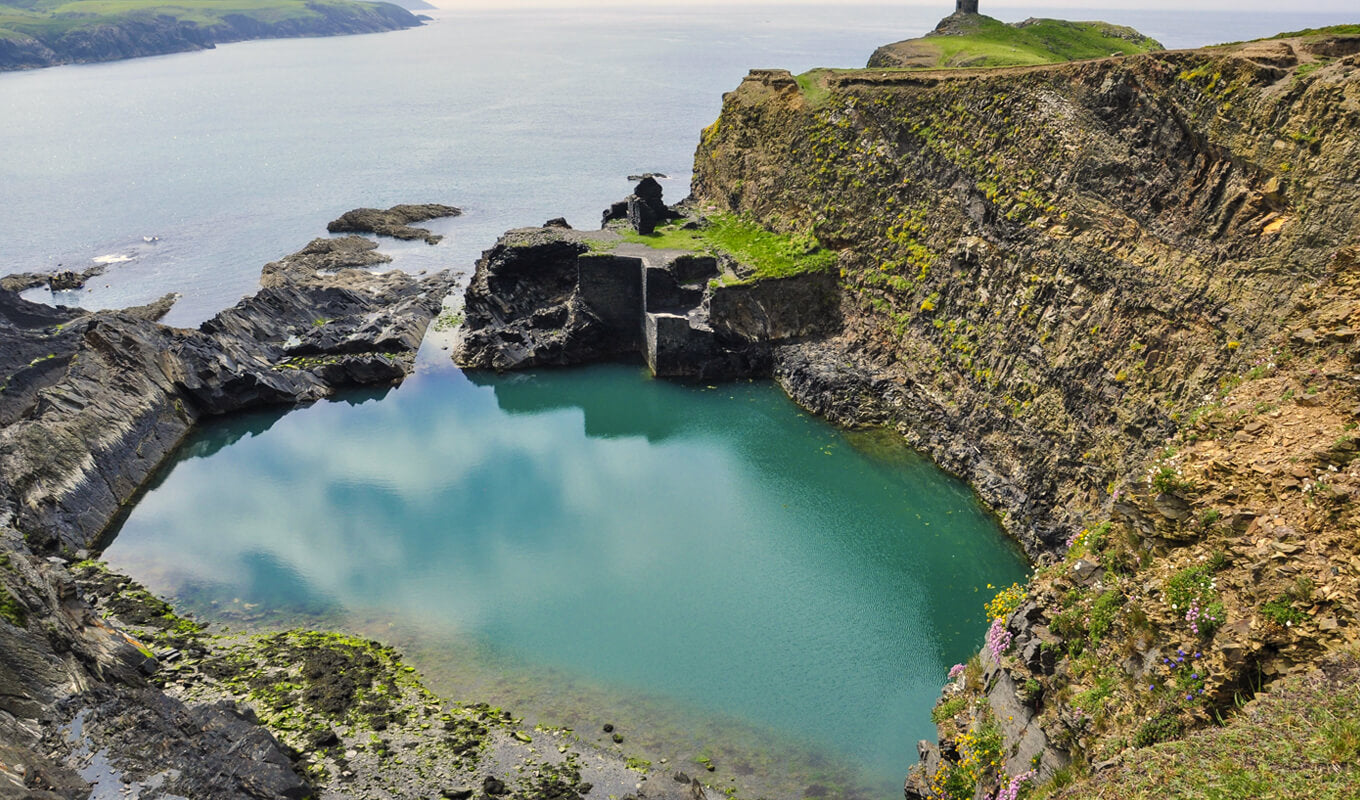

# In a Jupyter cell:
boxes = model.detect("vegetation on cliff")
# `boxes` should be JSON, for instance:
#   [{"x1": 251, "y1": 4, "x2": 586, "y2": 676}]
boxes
[
  {"x1": 868, "y1": 14, "x2": 1162, "y2": 70},
  {"x1": 618, "y1": 213, "x2": 837, "y2": 281},
  {"x1": 694, "y1": 26, "x2": 1360, "y2": 800},
  {"x1": 0, "y1": 0, "x2": 420, "y2": 70}
]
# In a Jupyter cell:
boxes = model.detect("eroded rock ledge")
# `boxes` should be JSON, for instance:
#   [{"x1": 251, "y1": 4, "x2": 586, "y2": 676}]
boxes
[
  {"x1": 0, "y1": 223, "x2": 453, "y2": 798},
  {"x1": 2, "y1": 233, "x2": 454, "y2": 553},
  {"x1": 455, "y1": 183, "x2": 839, "y2": 379}
]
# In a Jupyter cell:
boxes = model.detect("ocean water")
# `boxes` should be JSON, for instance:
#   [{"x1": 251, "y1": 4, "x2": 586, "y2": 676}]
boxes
[
  {"x1": 1, "y1": 5, "x2": 1353, "y2": 326},
  {"x1": 5, "y1": 4, "x2": 1355, "y2": 798}
]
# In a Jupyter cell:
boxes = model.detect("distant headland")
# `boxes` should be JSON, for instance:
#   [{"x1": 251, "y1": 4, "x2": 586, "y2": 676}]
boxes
[
  {"x1": 0, "y1": 0, "x2": 425, "y2": 71},
  {"x1": 870, "y1": 2, "x2": 1162, "y2": 70}
]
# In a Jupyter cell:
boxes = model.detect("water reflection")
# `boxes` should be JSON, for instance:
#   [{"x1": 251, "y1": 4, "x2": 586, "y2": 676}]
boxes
[{"x1": 103, "y1": 364, "x2": 1028, "y2": 796}]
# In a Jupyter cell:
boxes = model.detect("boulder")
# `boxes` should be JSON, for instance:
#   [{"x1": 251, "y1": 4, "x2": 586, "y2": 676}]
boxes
[{"x1": 326, "y1": 203, "x2": 461, "y2": 244}]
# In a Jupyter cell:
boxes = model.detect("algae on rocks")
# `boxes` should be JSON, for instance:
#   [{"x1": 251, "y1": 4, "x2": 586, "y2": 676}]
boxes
[{"x1": 692, "y1": 28, "x2": 1360, "y2": 800}]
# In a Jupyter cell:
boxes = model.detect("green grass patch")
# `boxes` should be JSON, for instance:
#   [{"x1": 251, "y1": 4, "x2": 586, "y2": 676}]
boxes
[
  {"x1": 620, "y1": 214, "x2": 837, "y2": 281},
  {"x1": 794, "y1": 68, "x2": 833, "y2": 107},
  {"x1": 877, "y1": 15, "x2": 1161, "y2": 70},
  {"x1": 1049, "y1": 654, "x2": 1360, "y2": 799},
  {"x1": 1270, "y1": 24, "x2": 1360, "y2": 39},
  {"x1": 931, "y1": 695, "x2": 969, "y2": 724}
]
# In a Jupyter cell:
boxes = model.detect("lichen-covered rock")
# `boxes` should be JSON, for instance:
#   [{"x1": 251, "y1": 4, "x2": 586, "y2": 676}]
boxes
[
  {"x1": 0, "y1": 231, "x2": 454, "y2": 554},
  {"x1": 695, "y1": 33, "x2": 1360, "y2": 800}
]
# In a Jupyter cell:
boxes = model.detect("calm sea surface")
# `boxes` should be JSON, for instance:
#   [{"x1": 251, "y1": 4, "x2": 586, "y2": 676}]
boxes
[
  {"x1": 1, "y1": 5, "x2": 1352, "y2": 325},
  {"x1": 4, "y1": 4, "x2": 1353, "y2": 798}
]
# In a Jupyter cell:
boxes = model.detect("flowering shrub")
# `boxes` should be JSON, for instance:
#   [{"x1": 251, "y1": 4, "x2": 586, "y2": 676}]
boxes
[
  {"x1": 927, "y1": 721, "x2": 1004, "y2": 800},
  {"x1": 991, "y1": 770, "x2": 1035, "y2": 800},
  {"x1": 948, "y1": 663, "x2": 966, "y2": 680},
  {"x1": 1183, "y1": 598, "x2": 1223, "y2": 637},
  {"x1": 986, "y1": 618, "x2": 1013, "y2": 660},
  {"x1": 1166, "y1": 561, "x2": 1226, "y2": 638},
  {"x1": 1065, "y1": 521, "x2": 1111, "y2": 557},
  {"x1": 985, "y1": 583, "x2": 1026, "y2": 623},
  {"x1": 1148, "y1": 648, "x2": 1208, "y2": 705}
]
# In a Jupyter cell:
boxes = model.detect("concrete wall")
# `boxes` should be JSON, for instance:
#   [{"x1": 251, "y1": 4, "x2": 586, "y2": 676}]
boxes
[{"x1": 576, "y1": 253, "x2": 644, "y2": 348}]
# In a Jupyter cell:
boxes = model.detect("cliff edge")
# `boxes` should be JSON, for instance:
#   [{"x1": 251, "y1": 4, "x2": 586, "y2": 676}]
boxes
[{"x1": 693, "y1": 28, "x2": 1360, "y2": 799}]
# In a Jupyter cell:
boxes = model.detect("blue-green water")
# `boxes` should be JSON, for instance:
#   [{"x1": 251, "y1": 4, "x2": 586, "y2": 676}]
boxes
[
  {"x1": 12, "y1": 3, "x2": 1347, "y2": 796},
  {"x1": 104, "y1": 355, "x2": 1028, "y2": 798}
]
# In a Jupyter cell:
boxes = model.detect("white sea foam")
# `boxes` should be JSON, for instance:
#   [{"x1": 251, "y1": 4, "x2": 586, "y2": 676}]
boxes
[{"x1": 92, "y1": 254, "x2": 133, "y2": 265}]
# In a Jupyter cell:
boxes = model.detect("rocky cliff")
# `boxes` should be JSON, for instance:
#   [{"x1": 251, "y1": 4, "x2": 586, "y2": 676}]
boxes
[
  {"x1": 0, "y1": 225, "x2": 453, "y2": 798},
  {"x1": 0, "y1": 214, "x2": 724, "y2": 800},
  {"x1": 693, "y1": 31, "x2": 1360, "y2": 799},
  {"x1": 455, "y1": 207, "x2": 840, "y2": 380}
]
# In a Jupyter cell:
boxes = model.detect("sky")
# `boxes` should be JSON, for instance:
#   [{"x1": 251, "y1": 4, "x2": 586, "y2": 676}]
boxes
[{"x1": 434, "y1": 0, "x2": 1356, "y2": 11}]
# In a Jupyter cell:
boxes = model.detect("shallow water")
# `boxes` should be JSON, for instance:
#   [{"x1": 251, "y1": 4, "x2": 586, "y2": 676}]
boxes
[{"x1": 103, "y1": 355, "x2": 1029, "y2": 798}]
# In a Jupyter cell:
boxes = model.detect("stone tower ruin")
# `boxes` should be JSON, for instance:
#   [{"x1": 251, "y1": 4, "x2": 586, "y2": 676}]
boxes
[{"x1": 956, "y1": 0, "x2": 979, "y2": 13}]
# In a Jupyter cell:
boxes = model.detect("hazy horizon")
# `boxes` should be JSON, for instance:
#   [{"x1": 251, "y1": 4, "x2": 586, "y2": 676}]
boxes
[{"x1": 432, "y1": 0, "x2": 1356, "y2": 13}]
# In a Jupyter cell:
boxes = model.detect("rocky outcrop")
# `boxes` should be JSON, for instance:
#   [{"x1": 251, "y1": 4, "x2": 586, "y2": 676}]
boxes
[
  {"x1": 0, "y1": 264, "x2": 107, "y2": 294},
  {"x1": 0, "y1": 1, "x2": 421, "y2": 72},
  {"x1": 0, "y1": 221, "x2": 456, "y2": 799},
  {"x1": 1, "y1": 232, "x2": 453, "y2": 554},
  {"x1": 0, "y1": 528, "x2": 311, "y2": 799},
  {"x1": 455, "y1": 187, "x2": 839, "y2": 379},
  {"x1": 693, "y1": 31, "x2": 1360, "y2": 800},
  {"x1": 326, "y1": 203, "x2": 462, "y2": 244}
]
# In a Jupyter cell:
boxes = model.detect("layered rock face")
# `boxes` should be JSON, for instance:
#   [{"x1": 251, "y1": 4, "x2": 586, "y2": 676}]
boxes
[
  {"x1": 0, "y1": 229, "x2": 452, "y2": 798},
  {"x1": 693, "y1": 33, "x2": 1360, "y2": 797},
  {"x1": 695, "y1": 36, "x2": 1360, "y2": 556},
  {"x1": 2, "y1": 234, "x2": 453, "y2": 554}
]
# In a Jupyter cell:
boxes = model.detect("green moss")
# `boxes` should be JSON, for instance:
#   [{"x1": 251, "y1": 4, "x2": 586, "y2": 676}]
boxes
[
  {"x1": 1132, "y1": 713, "x2": 1184, "y2": 748},
  {"x1": 1261, "y1": 595, "x2": 1307, "y2": 627},
  {"x1": 0, "y1": 586, "x2": 26, "y2": 627},
  {"x1": 1087, "y1": 590, "x2": 1123, "y2": 645}
]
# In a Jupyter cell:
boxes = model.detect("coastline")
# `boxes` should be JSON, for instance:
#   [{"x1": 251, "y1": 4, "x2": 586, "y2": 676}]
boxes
[{"x1": 0, "y1": 0, "x2": 425, "y2": 73}]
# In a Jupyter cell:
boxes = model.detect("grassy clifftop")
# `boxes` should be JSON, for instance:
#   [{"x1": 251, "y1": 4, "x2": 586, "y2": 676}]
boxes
[
  {"x1": 0, "y1": 0, "x2": 420, "y2": 69},
  {"x1": 869, "y1": 13, "x2": 1162, "y2": 70}
]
